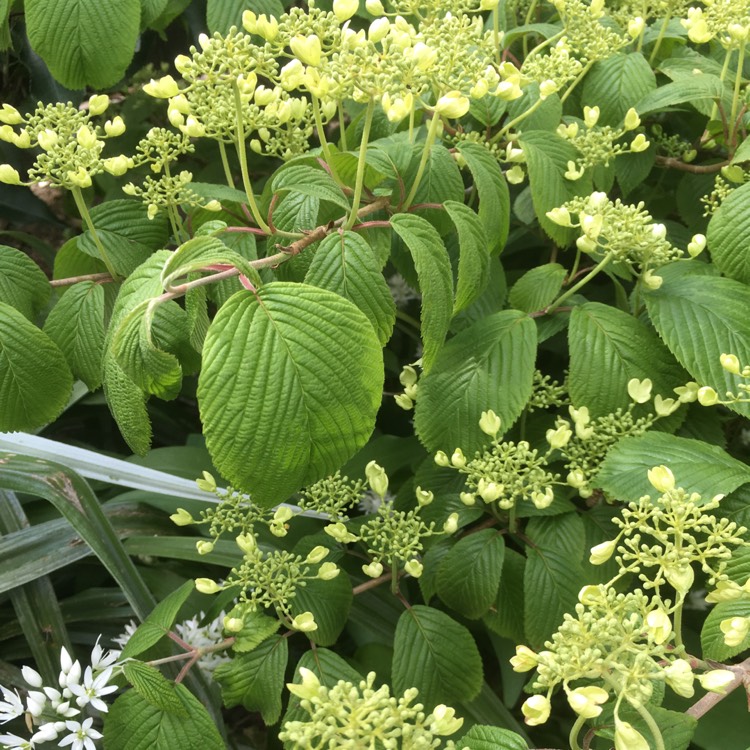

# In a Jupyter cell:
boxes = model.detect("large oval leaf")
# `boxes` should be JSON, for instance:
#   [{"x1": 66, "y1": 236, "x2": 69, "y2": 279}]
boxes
[
  {"x1": 706, "y1": 181, "x2": 750, "y2": 284},
  {"x1": 198, "y1": 283, "x2": 383, "y2": 506}
]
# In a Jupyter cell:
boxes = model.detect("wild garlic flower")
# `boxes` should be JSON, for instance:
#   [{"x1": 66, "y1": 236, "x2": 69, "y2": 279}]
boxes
[
  {"x1": 0, "y1": 98, "x2": 129, "y2": 189},
  {"x1": 279, "y1": 669, "x2": 462, "y2": 748}
]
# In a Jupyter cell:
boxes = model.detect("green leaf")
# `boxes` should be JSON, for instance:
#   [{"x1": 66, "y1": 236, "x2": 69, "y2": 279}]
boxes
[
  {"x1": 198, "y1": 283, "x2": 383, "y2": 506},
  {"x1": 436, "y1": 529, "x2": 505, "y2": 619},
  {"x1": 104, "y1": 686, "x2": 225, "y2": 750},
  {"x1": 289, "y1": 570, "x2": 353, "y2": 647},
  {"x1": 390, "y1": 213, "x2": 454, "y2": 371},
  {"x1": 414, "y1": 311, "x2": 537, "y2": 455},
  {"x1": 0, "y1": 302, "x2": 73, "y2": 432},
  {"x1": 123, "y1": 661, "x2": 188, "y2": 715},
  {"x1": 508, "y1": 263, "x2": 567, "y2": 313},
  {"x1": 392, "y1": 605, "x2": 483, "y2": 709},
  {"x1": 304, "y1": 231, "x2": 396, "y2": 345},
  {"x1": 645, "y1": 262, "x2": 750, "y2": 418},
  {"x1": 568, "y1": 302, "x2": 687, "y2": 417},
  {"x1": 232, "y1": 610, "x2": 280, "y2": 652},
  {"x1": 26, "y1": 0, "x2": 140, "y2": 88},
  {"x1": 596, "y1": 432, "x2": 750, "y2": 502},
  {"x1": 121, "y1": 580, "x2": 194, "y2": 659},
  {"x1": 701, "y1": 599, "x2": 750, "y2": 661},
  {"x1": 483, "y1": 548, "x2": 526, "y2": 643},
  {"x1": 706, "y1": 182, "x2": 750, "y2": 284},
  {"x1": 141, "y1": 0, "x2": 169, "y2": 27},
  {"x1": 456, "y1": 141, "x2": 510, "y2": 255},
  {"x1": 207, "y1": 0, "x2": 283, "y2": 34},
  {"x1": 215, "y1": 635, "x2": 287, "y2": 725},
  {"x1": 272, "y1": 165, "x2": 350, "y2": 212},
  {"x1": 730, "y1": 135, "x2": 750, "y2": 165},
  {"x1": 0, "y1": 245, "x2": 50, "y2": 321},
  {"x1": 44, "y1": 281, "x2": 106, "y2": 390},
  {"x1": 582, "y1": 53, "x2": 656, "y2": 126},
  {"x1": 444, "y1": 200, "x2": 490, "y2": 314},
  {"x1": 524, "y1": 514, "x2": 585, "y2": 647},
  {"x1": 518, "y1": 131, "x2": 592, "y2": 246},
  {"x1": 635, "y1": 74, "x2": 728, "y2": 115},
  {"x1": 458, "y1": 726, "x2": 529, "y2": 750}
]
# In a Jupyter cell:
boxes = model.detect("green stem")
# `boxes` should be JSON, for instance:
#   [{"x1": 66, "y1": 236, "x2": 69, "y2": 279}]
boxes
[
  {"x1": 166, "y1": 203, "x2": 183, "y2": 243},
  {"x1": 546, "y1": 251, "x2": 614, "y2": 313},
  {"x1": 633, "y1": 702, "x2": 666, "y2": 750},
  {"x1": 648, "y1": 13, "x2": 672, "y2": 65},
  {"x1": 492, "y1": 95, "x2": 545, "y2": 143},
  {"x1": 218, "y1": 141, "x2": 235, "y2": 189},
  {"x1": 71, "y1": 187, "x2": 118, "y2": 279},
  {"x1": 568, "y1": 712, "x2": 588, "y2": 750},
  {"x1": 522, "y1": 0, "x2": 539, "y2": 58},
  {"x1": 569, "y1": 247, "x2": 582, "y2": 281},
  {"x1": 344, "y1": 100, "x2": 375, "y2": 230},
  {"x1": 232, "y1": 82, "x2": 270, "y2": 234},
  {"x1": 403, "y1": 113, "x2": 442, "y2": 209},
  {"x1": 710, "y1": 49, "x2": 734, "y2": 123},
  {"x1": 312, "y1": 96, "x2": 343, "y2": 185},
  {"x1": 560, "y1": 60, "x2": 594, "y2": 104},
  {"x1": 338, "y1": 101, "x2": 348, "y2": 151},
  {"x1": 492, "y1": 7, "x2": 502, "y2": 65},
  {"x1": 673, "y1": 598, "x2": 684, "y2": 649},
  {"x1": 730, "y1": 43, "x2": 746, "y2": 140}
]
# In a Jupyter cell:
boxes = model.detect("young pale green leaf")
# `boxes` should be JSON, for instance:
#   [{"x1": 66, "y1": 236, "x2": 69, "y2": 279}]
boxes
[
  {"x1": 706, "y1": 182, "x2": 750, "y2": 284},
  {"x1": 414, "y1": 311, "x2": 537, "y2": 455},
  {"x1": 392, "y1": 605, "x2": 483, "y2": 709},
  {"x1": 456, "y1": 141, "x2": 510, "y2": 255},
  {"x1": 524, "y1": 514, "x2": 586, "y2": 647},
  {"x1": 232, "y1": 610, "x2": 281, "y2": 653},
  {"x1": 635, "y1": 74, "x2": 728, "y2": 116},
  {"x1": 161, "y1": 236, "x2": 261, "y2": 291},
  {"x1": 508, "y1": 263, "x2": 567, "y2": 313},
  {"x1": 0, "y1": 302, "x2": 73, "y2": 432},
  {"x1": 43, "y1": 281, "x2": 106, "y2": 390},
  {"x1": 443, "y1": 200, "x2": 490, "y2": 314},
  {"x1": 207, "y1": 0, "x2": 283, "y2": 34},
  {"x1": 701, "y1": 599, "x2": 750, "y2": 662},
  {"x1": 26, "y1": 0, "x2": 140, "y2": 88},
  {"x1": 123, "y1": 661, "x2": 188, "y2": 715},
  {"x1": 568, "y1": 302, "x2": 687, "y2": 417},
  {"x1": 121, "y1": 580, "x2": 194, "y2": 659},
  {"x1": 390, "y1": 213, "x2": 454, "y2": 371},
  {"x1": 272, "y1": 164, "x2": 350, "y2": 212},
  {"x1": 518, "y1": 131, "x2": 592, "y2": 246},
  {"x1": 104, "y1": 686, "x2": 225, "y2": 750},
  {"x1": 214, "y1": 635, "x2": 288, "y2": 725},
  {"x1": 198, "y1": 283, "x2": 383, "y2": 506},
  {"x1": 304, "y1": 231, "x2": 396, "y2": 345},
  {"x1": 582, "y1": 52, "x2": 656, "y2": 126},
  {"x1": 596, "y1": 432, "x2": 750, "y2": 502},
  {"x1": 436, "y1": 529, "x2": 505, "y2": 619},
  {"x1": 458, "y1": 726, "x2": 529, "y2": 750},
  {"x1": 0, "y1": 245, "x2": 50, "y2": 321},
  {"x1": 645, "y1": 262, "x2": 750, "y2": 418},
  {"x1": 289, "y1": 570, "x2": 353, "y2": 647}
]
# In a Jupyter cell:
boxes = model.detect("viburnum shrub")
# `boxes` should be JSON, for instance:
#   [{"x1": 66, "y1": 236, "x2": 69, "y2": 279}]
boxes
[{"x1": 1, "y1": 0, "x2": 750, "y2": 748}]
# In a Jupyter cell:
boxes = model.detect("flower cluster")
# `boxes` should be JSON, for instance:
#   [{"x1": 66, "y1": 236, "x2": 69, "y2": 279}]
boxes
[
  {"x1": 526, "y1": 370, "x2": 568, "y2": 413},
  {"x1": 681, "y1": 0, "x2": 750, "y2": 48},
  {"x1": 0, "y1": 98, "x2": 127, "y2": 190},
  {"x1": 0, "y1": 640, "x2": 119, "y2": 750},
  {"x1": 278, "y1": 668, "x2": 463, "y2": 749},
  {"x1": 297, "y1": 470, "x2": 366, "y2": 521},
  {"x1": 394, "y1": 362, "x2": 420, "y2": 410},
  {"x1": 553, "y1": 0, "x2": 632, "y2": 64},
  {"x1": 436, "y1": 411, "x2": 561, "y2": 511}
]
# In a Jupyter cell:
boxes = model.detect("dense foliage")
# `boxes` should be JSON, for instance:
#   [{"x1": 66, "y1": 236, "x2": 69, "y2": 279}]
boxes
[{"x1": 1, "y1": 0, "x2": 750, "y2": 748}]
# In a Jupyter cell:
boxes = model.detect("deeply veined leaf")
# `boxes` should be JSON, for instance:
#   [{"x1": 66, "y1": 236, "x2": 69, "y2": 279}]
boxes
[
  {"x1": 582, "y1": 53, "x2": 656, "y2": 126},
  {"x1": 568, "y1": 302, "x2": 687, "y2": 417},
  {"x1": 444, "y1": 200, "x2": 490, "y2": 314},
  {"x1": 26, "y1": 0, "x2": 140, "y2": 88},
  {"x1": 198, "y1": 283, "x2": 383, "y2": 506},
  {"x1": 458, "y1": 726, "x2": 529, "y2": 750},
  {"x1": 436, "y1": 529, "x2": 505, "y2": 619},
  {"x1": 104, "y1": 686, "x2": 224, "y2": 750},
  {"x1": 207, "y1": 0, "x2": 283, "y2": 34},
  {"x1": 214, "y1": 635, "x2": 288, "y2": 725},
  {"x1": 518, "y1": 131, "x2": 592, "y2": 246},
  {"x1": 524, "y1": 514, "x2": 586, "y2": 647},
  {"x1": 44, "y1": 281, "x2": 106, "y2": 390},
  {"x1": 645, "y1": 262, "x2": 750, "y2": 418},
  {"x1": 304, "y1": 231, "x2": 396, "y2": 345},
  {"x1": 596, "y1": 432, "x2": 750, "y2": 502},
  {"x1": 271, "y1": 165, "x2": 350, "y2": 212},
  {"x1": 140, "y1": 0, "x2": 169, "y2": 27},
  {"x1": 123, "y1": 662, "x2": 187, "y2": 715},
  {"x1": 706, "y1": 182, "x2": 750, "y2": 284},
  {"x1": 392, "y1": 605, "x2": 483, "y2": 708},
  {"x1": 0, "y1": 302, "x2": 73, "y2": 432},
  {"x1": 0, "y1": 245, "x2": 50, "y2": 321},
  {"x1": 701, "y1": 599, "x2": 750, "y2": 662},
  {"x1": 456, "y1": 141, "x2": 510, "y2": 254},
  {"x1": 635, "y1": 74, "x2": 729, "y2": 115},
  {"x1": 391, "y1": 213, "x2": 453, "y2": 371},
  {"x1": 508, "y1": 263, "x2": 567, "y2": 313},
  {"x1": 414, "y1": 311, "x2": 537, "y2": 455}
]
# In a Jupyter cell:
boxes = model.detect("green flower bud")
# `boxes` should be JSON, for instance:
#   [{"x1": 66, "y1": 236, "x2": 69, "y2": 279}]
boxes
[
  {"x1": 195, "y1": 577, "x2": 222, "y2": 594},
  {"x1": 664, "y1": 658, "x2": 695, "y2": 698},
  {"x1": 539, "y1": 79, "x2": 558, "y2": 99},
  {"x1": 362, "y1": 560, "x2": 384, "y2": 578},
  {"x1": 365, "y1": 0, "x2": 385, "y2": 15},
  {"x1": 287, "y1": 667, "x2": 320, "y2": 701},
  {"x1": 0, "y1": 104, "x2": 23, "y2": 125},
  {"x1": 479, "y1": 409, "x2": 501, "y2": 437},
  {"x1": 404, "y1": 559, "x2": 423, "y2": 578},
  {"x1": 318, "y1": 562, "x2": 340, "y2": 580},
  {"x1": 291, "y1": 611, "x2": 318, "y2": 632},
  {"x1": 589, "y1": 539, "x2": 616, "y2": 565},
  {"x1": 236, "y1": 533, "x2": 257, "y2": 554},
  {"x1": 196, "y1": 471, "x2": 217, "y2": 492},
  {"x1": 104, "y1": 116, "x2": 126, "y2": 137},
  {"x1": 143, "y1": 75, "x2": 180, "y2": 98},
  {"x1": 37, "y1": 129, "x2": 58, "y2": 151},
  {"x1": 510, "y1": 645, "x2": 538, "y2": 672},
  {"x1": 368, "y1": 17, "x2": 390, "y2": 43},
  {"x1": 687, "y1": 233, "x2": 706, "y2": 257},
  {"x1": 460, "y1": 491, "x2": 477, "y2": 506},
  {"x1": 697, "y1": 386, "x2": 719, "y2": 406},
  {"x1": 88, "y1": 94, "x2": 109, "y2": 116},
  {"x1": 182, "y1": 117, "x2": 206, "y2": 138},
  {"x1": 67, "y1": 167, "x2": 92, "y2": 188},
  {"x1": 169, "y1": 508, "x2": 194, "y2": 526},
  {"x1": 291, "y1": 35, "x2": 322, "y2": 67},
  {"x1": 546, "y1": 206, "x2": 572, "y2": 226},
  {"x1": 306, "y1": 545, "x2": 329, "y2": 565},
  {"x1": 434, "y1": 451, "x2": 450, "y2": 467},
  {"x1": 627, "y1": 17, "x2": 645, "y2": 38},
  {"x1": 415, "y1": 486, "x2": 434, "y2": 506},
  {"x1": 434, "y1": 91, "x2": 470, "y2": 119},
  {"x1": 721, "y1": 353, "x2": 741, "y2": 374},
  {"x1": 394, "y1": 393, "x2": 414, "y2": 410},
  {"x1": 623, "y1": 107, "x2": 641, "y2": 130},
  {"x1": 719, "y1": 616, "x2": 750, "y2": 647},
  {"x1": 614, "y1": 718, "x2": 649, "y2": 750},
  {"x1": 102, "y1": 155, "x2": 131, "y2": 176},
  {"x1": 567, "y1": 686, "x2": 608, "y2": 718},
  {"x1": 0, "y1": 164, "x2": 22, "y2": 185},
  {"x1": 627, "y1": 377, "x2": 652, "y2": 403},
  {"x1": 333, "y1": 0, "x2": 358, "y2": 22},
  {"x1": 674, "y1": 381, "x2": 699, "y2": 403},
  {"x1": 642, "y1": 269, "x2": 663, "y2": 290},
  {"x1": 664, "y1": 562, "x2": 694, "y2": 594},
  {"x1": 705, "y1": 580, "x2": 745, "y2": 603},
  {"x1": 76, "y1": 125, "x2": 98, "y2": 149},
  {"x1": 645, "y1": 608, "x2": 672, "y2": 644},
  {"x1": 521, "y1": 694, "x2": 550, "y2": 726},
  {"x1": 443, "y1": 513, "x2": 459, "y2": 534},
  {"x1": 647, "y1": 465, "x2": 675, "y2": 493},
  {"x1": 546, "y1": 425, "x2": 572, "y2": 449},
  {"x1": 324, "y1": 522, "x2": 359, "y2": 544},
  {"x1": 365, "y1": 460, "x2": 389, "y2": 497},
  {"x1": 583, "y1": 105, "x2": 600, "y2": 128},
  {"x1": 450, "y1": 449, "x2": 466, "y2": 468},
  {"x1": 630, "y1": 133, "x2": 650, "y2": 152},
  {"x1": 224, "y1": 616, "x2": 245, "y2": 632},
  {"x1": 697, "y1": 669, "x2": 735, "y2": 693},
  {"x1": 196, "y1": 540, "x2": 214, "y2": 555},
  {"x1": 429, "y1": 704, "x2": 463, "y2": 736}
]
